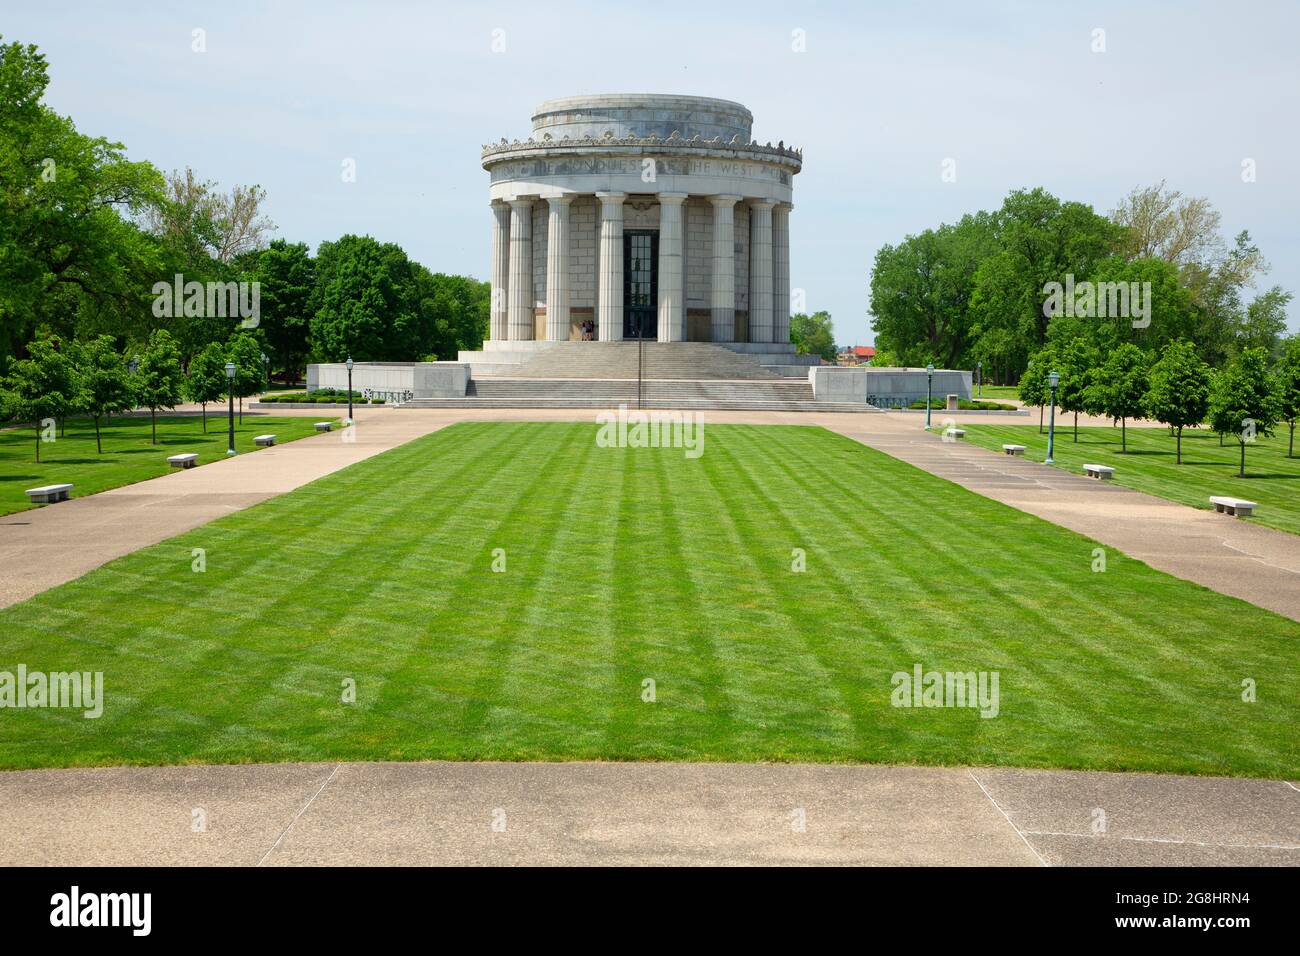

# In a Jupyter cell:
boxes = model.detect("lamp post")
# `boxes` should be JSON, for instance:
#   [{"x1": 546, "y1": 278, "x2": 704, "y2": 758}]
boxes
[
  {"x1": 1045, "y1": 370, "x2": 1060, "y2": 464},
  {"x1": 976, "y1": 361, "x2": 982, "y2": 398},
  {"x1": 925, "y1": 363, "x2": 935, "y2": 430},
  {"x1": 345, "y1": 355, "x2": 354, "y2": 424},
  {"x1": 224, "y1": 361, "x2": 237, "y2": 456}
]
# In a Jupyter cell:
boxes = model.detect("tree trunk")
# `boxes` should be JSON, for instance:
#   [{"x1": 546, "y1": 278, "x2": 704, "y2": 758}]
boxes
[
  {"x1": 34, "y1": 426, "x2": 40, "y2": 463},
  {"x1": 239, "y1": 396, "x2": 243, "y2": 424},
  {"x1": 1121, "y1": 418, "x2": 1126, "y2": 453},
  {"x1": 1038, "y1": 403, "x2": 1044, "y2": 434},
  {"x1": 1176, "y1": 426, "x2": 1182, "y2": 464},
  {"x1": 1290, "y1": 422, "x2": 1295, "y2": 458},
  {"x1": 1239, "y1": 441, "x2": 1246, "y2": 478},
  {"x1": 201, "y1": 403, "x2": 207, "y2": 433},
  {"x1": 94, "y1": 416, "x2": 102, "y2": 454},
  {"x1": 151, "y1": 408, "x2": 157, "y2": 444},
  {"x1": 1073, "y1": 411, "x2": 1078, "y2": 442}
]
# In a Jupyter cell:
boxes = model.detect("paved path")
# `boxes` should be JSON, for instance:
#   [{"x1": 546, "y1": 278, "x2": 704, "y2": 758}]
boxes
[
  {"x1": 0, "y1": 761, "x2": 1294, "y2": 866},
  {"x1": 4, "y1": 408, "x2": 1299, "y2": 865}
]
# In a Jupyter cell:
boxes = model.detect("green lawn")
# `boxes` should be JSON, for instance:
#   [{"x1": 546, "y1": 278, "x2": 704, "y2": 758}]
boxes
[
  {"x1": 0, "y1": 414, "x2": 331, "y2": 516},
  {"x1": 961, "y1": 423, "x2": 1300, "y2": 536},
  {"x1": 0, "y1": 422, "x2": 1295, "y2": 776},
  {"x1": 972, "y1": 384, "x2": 1021, "y2": 401}
]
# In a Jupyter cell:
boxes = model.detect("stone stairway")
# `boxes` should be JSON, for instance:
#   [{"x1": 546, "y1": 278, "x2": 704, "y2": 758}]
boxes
[
  {"x1": 401, "y1": 377, "x2": 878, "y2": 413},
  {"x1": 479, "y1": 342, "x2": 786, "y2": 380}
]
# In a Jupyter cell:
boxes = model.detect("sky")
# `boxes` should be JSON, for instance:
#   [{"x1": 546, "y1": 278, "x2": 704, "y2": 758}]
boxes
[{"x1": 8, "y1": 0, "x2": 1299, "y2": 346}]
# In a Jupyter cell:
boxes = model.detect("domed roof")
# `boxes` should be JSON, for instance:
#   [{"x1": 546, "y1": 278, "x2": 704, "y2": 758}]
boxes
[{"x1": 531, "y1": 94, "x2": 753, "y2": 143}]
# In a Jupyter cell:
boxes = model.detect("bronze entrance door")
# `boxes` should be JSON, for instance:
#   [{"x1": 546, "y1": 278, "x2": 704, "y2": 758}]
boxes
[{"x1": 623, "y1": 230, "x2": 658, "y2": 340}]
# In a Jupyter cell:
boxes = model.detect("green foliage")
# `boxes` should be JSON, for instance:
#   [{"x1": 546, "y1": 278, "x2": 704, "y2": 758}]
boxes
[
  {"x1": 869, "y1": 212, "x2": 994, "y2": 367},
  {"x1": 1238, "y1": 286, "x2": 1293, "y2": 358},
  {"x1": 185, "y1": 341, "x2": 229, "y2": 432},
  {"x1": 226, "y1": 332, "x2": 267, "y2": 401},
  {"x1": 252, "y1": 240, "x2": 315, "y2": 377},
  {"x1": 0, "y1": 38, "x2": 164, "y2": 362},
  {"x1": 71, "y1": 335, "x2": 133, "y2": 452},
  {"x1": 1089, "y1": 343, "x2": 1150, "y2": 451},
  {"x1": 866, "y1": 348, "x2": 902, "y2": 368},
  {"x1": 789, "y1": 310, "x2": 836, "y2": 362},
  {"x1": 133, "y1": 328, "x2": 184, "y2": 443},
  {"x1": 1276, "y1": 335, "x2": 1300, "y2": 457},
  {"x1": 1, "y1": 337, "x2": 80, "y2": 461},
  {"x1": 1209, "y1": 347, "x2": 1280, "y2": 475},
  {"x1": 1144, "y1": 340, "x2": 1212, "y2": 463}
]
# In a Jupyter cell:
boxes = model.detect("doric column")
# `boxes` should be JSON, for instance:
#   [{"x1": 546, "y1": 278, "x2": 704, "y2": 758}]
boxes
[
  {"x1": 656, "y1": 193, "x2": 687, "y2": 342},
  {"x1": 709, "y1": 195, "x2": 740, "y2": 343},
  {"x1": 596, "y1": 191, "x2": 626, "y2": 341},
  {"x1": 772, "y1": 202, "x2": 792, "y2": 347},
  {"x1": 543, "y1": 192, "x2": 572, "y2": 341},
  {"x1": 489, "y1": 200, "x2": 510, "y2": 342},
  {"x1": 506, "y1": 198, "x2": 534, "y2": 340},
  {"x1": 748, "y1": 200, "x2": 775, "y2": 343}
]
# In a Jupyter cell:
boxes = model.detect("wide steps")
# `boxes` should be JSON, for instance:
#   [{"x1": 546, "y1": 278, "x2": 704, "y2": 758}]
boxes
[
  {"x1": 471, "y1": 378, "x2": 814, "y2": 402},
  {"x1": 487, "y1": 342, "x2": 788, "y2": 381},
  {"x1": 401, "y1": 397, "x2": 877, "y2": 413}
]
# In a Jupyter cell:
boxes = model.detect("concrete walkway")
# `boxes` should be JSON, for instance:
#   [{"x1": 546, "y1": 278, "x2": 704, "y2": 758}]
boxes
[{"x1": 0, "y1": 760, "x2": 1294, "y2": 866}]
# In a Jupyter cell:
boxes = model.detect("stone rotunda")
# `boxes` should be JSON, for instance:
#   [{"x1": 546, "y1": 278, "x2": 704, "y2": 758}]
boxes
[{"x1": 478, "y1": 94, "x2": 800, "y2": 351}]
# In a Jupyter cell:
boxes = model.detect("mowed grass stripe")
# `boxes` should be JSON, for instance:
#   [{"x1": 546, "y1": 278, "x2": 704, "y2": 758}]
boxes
[
  {"x1": 747, "y1": 427, "x2": 1111, "y2": 762},
  {"x1": 0, "y1": 421, "x2": 1296, "y2": 776}
]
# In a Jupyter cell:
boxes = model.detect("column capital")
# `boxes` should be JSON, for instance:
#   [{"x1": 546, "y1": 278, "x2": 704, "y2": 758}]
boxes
[
  {"x1": 595, "y1": 191, "x2": 627, "y2": 202},
  {"x1": 747, "y1": 199, "x2": 776, "y2": 210},
  {"x1": 656, "y1": 192, "x2": 689, "y2": 204},
  {"x1": 540, "y1": 190, "x2": 574, "y2": 204},
  {"x1": 490, "y1": 198, "x2": 508, "y2": 208},
  {"x1": 775, "y1": 201, "x2": 794, "y2": 213},
  {"x1": 709, "y1": 194, "x2": 742, "y2": 207},
  {"x1": 507, "y1": 196, "x2": 536, "y2": 210}
]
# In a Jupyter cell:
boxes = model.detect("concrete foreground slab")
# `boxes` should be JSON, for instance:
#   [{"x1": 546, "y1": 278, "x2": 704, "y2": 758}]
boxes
[{"x1": 0, "y1": 761, "x2": 1293, "y2": 866}]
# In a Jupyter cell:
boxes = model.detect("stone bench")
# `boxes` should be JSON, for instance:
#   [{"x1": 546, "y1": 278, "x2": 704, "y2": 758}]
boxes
[
  {"x1": 944, "y1": 428, "x2": 966, "y2": 439},
  {"x1": 1082, "y1": 464, "x2": 1114, "y2": 480},
  {"x1": 25, "y1": 483, "x2": 72, "y2": 504},
  {"x1": 1002, "y1": 444, "x2": 1026, "y2": 456},
  {"x1": 314, "y1": 421, "x2": 332, "y2": 432},
  {"x1": 253, "y1": 434, "x2": 276, "y2": 447},
  {"x1": 167, "y1": 453, "x2": 199, "y2": 469},
  {"x1": 1210, "y1": 496, "x2": 1258, "y2": 518}
]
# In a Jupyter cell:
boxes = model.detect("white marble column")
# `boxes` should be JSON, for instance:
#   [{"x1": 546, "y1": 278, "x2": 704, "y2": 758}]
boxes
[
  {"x1": 772, "y1": 202, "x2": 792, "y2": 347},
  {"x1": 489, "y1": 200, "x2": 510, "y2": 342},
  {"x1": 748, "y1": 200, "x2": 775, "y2": 343},
  {"x1": 507, "y1": 198, "x2": 534, "y2": 340},
  {"x1": 596, "y1": 191, "x2": 626, "y2": 341},
  {"x1": 709, "y1": 195, "x2": 740, "y2": 343},
  {"x1": 543, "y1": 193, "x2": 572, "y2": 341},
  {"x1": 656, "y1": 193, "x2": 687, "y2": 342}
]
